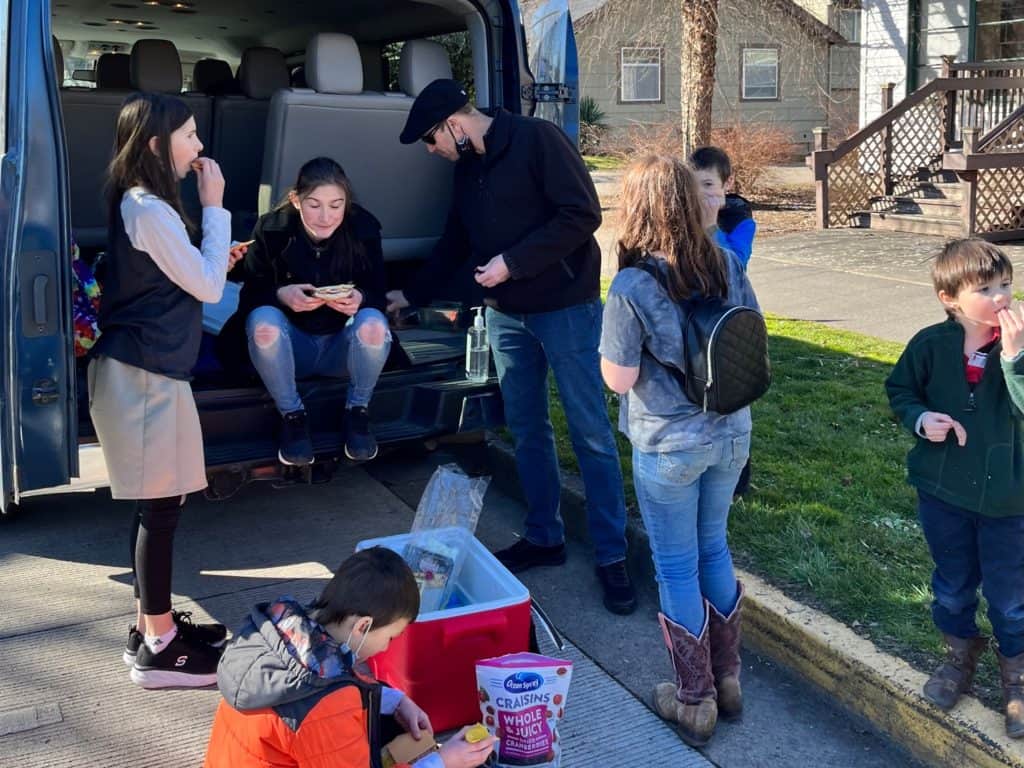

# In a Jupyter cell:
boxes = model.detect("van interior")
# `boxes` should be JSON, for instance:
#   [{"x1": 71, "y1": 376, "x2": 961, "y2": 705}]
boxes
[{"x1": 49, "y1": 0, "x2": 521, "y2": 478}]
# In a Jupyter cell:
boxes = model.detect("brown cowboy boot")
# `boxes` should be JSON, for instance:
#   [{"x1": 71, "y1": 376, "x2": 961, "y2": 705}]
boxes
[
  {"x1": 922, "y1": 634, "x2": 988, "y2": 711},
  {"x1": 653, "y1": 611, "x2": 718, "y2": 747},
  {"x1": 998, "y1": 650, "x2": 1024, "y2": 738},
  {"x1": 708, "y1": 583, "x2": 744, "y2": 720}
]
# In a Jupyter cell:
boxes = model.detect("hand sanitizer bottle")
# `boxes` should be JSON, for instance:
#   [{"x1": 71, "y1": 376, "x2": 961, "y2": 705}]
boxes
[{"x1": 465, "y1": 306, "x2": 490, "y2": 383}]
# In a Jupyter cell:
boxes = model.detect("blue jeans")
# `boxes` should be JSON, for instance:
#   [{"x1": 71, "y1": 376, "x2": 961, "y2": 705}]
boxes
[
  {"x1": 486, "y1": 301, "x2": 627, "y2": 566},
  {"x1": 633, "y1": 434, "x2": 750, "y2": 635},
  {"x1": 918, "y1": 490, "x2": 1024, "y2": 656},
  {"x1": 246, "y1": 305, "x2": 391, "y2": 414}
]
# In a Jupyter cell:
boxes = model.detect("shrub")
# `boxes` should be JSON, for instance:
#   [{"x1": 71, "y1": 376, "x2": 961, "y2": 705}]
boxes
[
  {"x1": 709, "y1": 121, "x2": 795, "y2": 193},
  {"x1": 602, "y1": 120, "x2": 796, "y2": 193},
  {"x1": 579, "y1": 95, "x2": 608, "y2": 155}
]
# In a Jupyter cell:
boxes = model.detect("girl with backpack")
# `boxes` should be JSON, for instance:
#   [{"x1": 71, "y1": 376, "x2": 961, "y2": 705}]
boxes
[
  {"x1": 598, "y1": 155, "x2": 760, "y2": 747},
  {"x1": 91, "y1": 92, "x2": 237, "y2": 688}
]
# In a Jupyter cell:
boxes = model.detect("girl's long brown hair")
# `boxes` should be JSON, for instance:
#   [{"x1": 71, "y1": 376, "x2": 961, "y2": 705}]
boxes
[
  {"x1": 616, "y1": 154, "x2": 728, "y2": 301},
  {"x1": 106, "y1": 92, "x2": 194, "y2": 235}
]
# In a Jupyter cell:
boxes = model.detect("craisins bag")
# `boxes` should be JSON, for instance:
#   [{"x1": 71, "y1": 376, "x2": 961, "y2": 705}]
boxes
[{"x1": 476, "y1": 652, "x2": 572, "y2": 768}]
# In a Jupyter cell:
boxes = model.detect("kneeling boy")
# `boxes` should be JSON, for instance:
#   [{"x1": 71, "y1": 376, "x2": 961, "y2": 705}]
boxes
[{"x1": 204, "y1": 547, "x2": 497, "y2": 767}]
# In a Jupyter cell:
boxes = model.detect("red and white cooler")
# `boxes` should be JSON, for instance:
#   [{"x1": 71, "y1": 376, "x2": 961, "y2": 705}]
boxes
[{"x1": 357, "y1": 531, "x2": 532, "y2": 732}]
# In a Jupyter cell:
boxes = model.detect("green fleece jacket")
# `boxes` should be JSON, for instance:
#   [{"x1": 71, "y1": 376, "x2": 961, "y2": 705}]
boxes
[{"x1": 885, "y1": 319, "x2": 1024, "y2": 517}]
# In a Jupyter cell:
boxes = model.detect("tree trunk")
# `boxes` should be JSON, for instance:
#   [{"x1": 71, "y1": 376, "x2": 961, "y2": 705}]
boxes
[{"x1": 680, "y1": 0, "x2": 720, "y2": 156}]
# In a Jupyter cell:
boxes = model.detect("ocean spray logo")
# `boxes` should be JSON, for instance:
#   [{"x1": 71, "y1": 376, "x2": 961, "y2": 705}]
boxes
[{"x1": 503, "y1": 671, "x2": 543, "y2": 693}]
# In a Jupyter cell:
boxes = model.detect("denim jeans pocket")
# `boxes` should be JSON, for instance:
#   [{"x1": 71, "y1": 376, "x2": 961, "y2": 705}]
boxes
[
  {"x1": 728, "y1": 433, "x2": 752, "y2": 470},
  {"x1": 655, "y1": 445, "x2": 712, "y2": 487},
  {"x1": 559, "y1": 300, "x2": 602, "y2": 354}
]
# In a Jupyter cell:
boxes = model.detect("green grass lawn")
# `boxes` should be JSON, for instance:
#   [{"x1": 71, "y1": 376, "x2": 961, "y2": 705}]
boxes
[
  {"x1": 583, "y1": 155, "x2": 625, "y2": 171},
  {"x1": 544, "y1": 309, "x2": 1003, "y2": 706}
]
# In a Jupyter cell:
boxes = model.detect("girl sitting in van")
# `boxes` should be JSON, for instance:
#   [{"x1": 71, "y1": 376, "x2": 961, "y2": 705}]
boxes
[
  {"x1": 91, "y1": 92, "x2": 236, "y2": 688},
  {"x1": 598, "y1": 155, "x2": 759, "y2": 747},
  {"x1": 232, "y1": 157, "x2": 391, "y2": 465}
]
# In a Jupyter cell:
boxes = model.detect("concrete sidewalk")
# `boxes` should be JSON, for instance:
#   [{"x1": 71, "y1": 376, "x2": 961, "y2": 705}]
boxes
[{"x1": 750, "y1": 228, "x2": 1024, "y2": 344}]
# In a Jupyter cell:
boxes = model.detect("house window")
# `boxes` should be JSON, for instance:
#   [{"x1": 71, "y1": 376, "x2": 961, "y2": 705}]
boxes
[
  {"x1": 837, "y1": 8, "x2": 861, "y2": 44},
  {"x1": 620, "y1": 47, "x2": 661, "y2": 102},
  {"x1": 741, "y1": 48, "x2": 779, "y2": 100}
]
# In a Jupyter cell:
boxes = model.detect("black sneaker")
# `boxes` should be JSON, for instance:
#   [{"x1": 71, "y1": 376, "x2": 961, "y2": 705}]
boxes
[
  {"x1": 279, "y1": 409, "x2": 314, "y2": 466},
  {"x1": 130, "y1": 631, "x2": 222, "y2": 689},
  {"x1": 344, "y1": 406, "x2": 378, "y2": 461},
  {"x1": 172, "y1": 610, "x2": 228, "y2": 649},
  {"x1": 596, "y1": 560, "x2": 637, "y2": 615},
  {"x1": 494, "y1": 538, "x2": 567, "y2": 574},
  {"x1": 122, "y1": 625, "x2": 143, "y2": 667}
]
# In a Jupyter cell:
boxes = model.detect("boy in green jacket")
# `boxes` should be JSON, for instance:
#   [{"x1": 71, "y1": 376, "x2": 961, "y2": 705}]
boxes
[{"x1": 886, "y1": 238, "x2": 1024, "y2": 737}]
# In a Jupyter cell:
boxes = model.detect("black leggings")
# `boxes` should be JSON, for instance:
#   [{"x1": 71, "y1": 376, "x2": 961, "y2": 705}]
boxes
[{"x1": 129, "y1": 496, "x2": 184, "y2": 615}]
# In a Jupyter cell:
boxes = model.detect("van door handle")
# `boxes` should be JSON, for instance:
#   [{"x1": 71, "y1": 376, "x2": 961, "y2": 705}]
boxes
[{"x1": 32, "y1": 275, "x2": 48, "y2": 327}]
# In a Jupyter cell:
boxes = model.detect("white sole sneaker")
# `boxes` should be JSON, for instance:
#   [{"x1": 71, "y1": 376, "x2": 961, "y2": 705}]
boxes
[
  {"x1": 129, "y1": 667, "x2": 218, "y2": 689},
  {"x1": 122, "y1": 649, "x2": 136, "y2": 668}
]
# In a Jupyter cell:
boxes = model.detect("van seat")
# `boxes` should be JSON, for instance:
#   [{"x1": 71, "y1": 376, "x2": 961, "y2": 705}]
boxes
[
  {"x1": 96, "y1": 53, "x2": 130, "y2": 89},
  {"x1": 131, "y1": 39, "x2": 212, "y2": 228},
  {"x1": 260, "y1": 33, "x2": 454, "y2": 262},
  {"x1": 399, "y1": 40, "x2": 453, "y2": 96},
  {"x1": 193, "y1": 58, "x2": 237, "y2": 96},
  {"x1": 212, "y1": 47, "x2": 289, "y2": 237}
]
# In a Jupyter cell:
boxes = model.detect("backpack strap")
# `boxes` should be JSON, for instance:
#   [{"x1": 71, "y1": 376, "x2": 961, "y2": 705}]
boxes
[{"x1": 626, "y1": 256, "x2": 689, "y2": 390}]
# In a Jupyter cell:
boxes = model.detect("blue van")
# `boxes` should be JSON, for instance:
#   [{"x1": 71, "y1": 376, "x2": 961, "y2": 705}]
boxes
[{"x1": 0, "y1": 0, "x2": 580, "y2": 513}]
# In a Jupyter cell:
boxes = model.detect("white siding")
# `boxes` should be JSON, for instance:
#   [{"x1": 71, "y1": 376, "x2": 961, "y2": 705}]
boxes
[{"x1": 861, "y1": 0, "x2": 910, "y2": 125}]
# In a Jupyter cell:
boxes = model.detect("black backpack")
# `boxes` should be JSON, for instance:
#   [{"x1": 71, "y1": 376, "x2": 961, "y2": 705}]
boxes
[{"x1": 631, "y1": 258, "x2": 771, "y2": 414}]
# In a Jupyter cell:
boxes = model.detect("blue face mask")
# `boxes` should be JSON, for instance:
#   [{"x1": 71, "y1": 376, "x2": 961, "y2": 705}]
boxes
[{"x1": 342, "y1": 617, "x2": 373, "y2": 661}]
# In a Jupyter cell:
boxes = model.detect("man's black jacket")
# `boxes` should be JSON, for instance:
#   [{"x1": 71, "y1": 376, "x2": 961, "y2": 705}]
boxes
[{"x1": 404, "y1": 109, "x2": 602, "y2": 315}]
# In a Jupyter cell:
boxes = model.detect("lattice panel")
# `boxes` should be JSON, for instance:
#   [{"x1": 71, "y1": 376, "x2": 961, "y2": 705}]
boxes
[
  {"x1": 976, "y1": 168, "x2": 1024, "y2": 233},
  {"x1": 980, "y1": 112, "x2": 1024, "y2": 153},
  {"x1": 827, "y1": 134, "x2": 884, "y2": 226},
  {"x1": 890, "y1": 93, "x2": 946, "y2": 181}
]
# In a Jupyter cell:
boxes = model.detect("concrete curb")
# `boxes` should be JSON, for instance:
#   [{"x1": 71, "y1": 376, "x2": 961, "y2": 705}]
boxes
[{"x1": 485, "y1": 436, "x2": 1024, "y2": 768}]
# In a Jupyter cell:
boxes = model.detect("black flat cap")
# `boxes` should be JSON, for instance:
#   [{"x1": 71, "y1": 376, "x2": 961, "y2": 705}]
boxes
[{"x1": 399, "y1": 79, "x2": 469, "y2": 144}]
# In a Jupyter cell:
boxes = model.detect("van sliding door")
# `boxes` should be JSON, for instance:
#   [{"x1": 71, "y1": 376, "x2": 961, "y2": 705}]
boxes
[
  {"x1": 0, "y1": 0, "x2": 76, "y2": 511},
  {"x1": 520, "y1": 0, "x2": 580, "y2": 146}
]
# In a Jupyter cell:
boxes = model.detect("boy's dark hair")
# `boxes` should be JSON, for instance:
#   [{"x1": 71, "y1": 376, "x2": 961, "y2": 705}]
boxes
[
  {"x1": 689, "y1": 146, "x2": 732, "y2": 183},
  {"x1": 310, "y1": 547, "x2": 420, "y2": 627},
  {"x1": 933, "y1": 238, "x2": 1013, "y2": 317}
]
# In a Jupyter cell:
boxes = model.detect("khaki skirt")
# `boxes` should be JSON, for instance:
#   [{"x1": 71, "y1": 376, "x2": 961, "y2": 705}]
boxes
[{"x1": 87, "y1": 356, "x2": 207, "y2": 500}]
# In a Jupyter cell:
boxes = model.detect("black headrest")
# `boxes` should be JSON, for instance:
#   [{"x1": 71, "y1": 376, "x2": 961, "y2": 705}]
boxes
[
  {"x1": 193, "y1": 58, "x2": 236, "y2": 95},
  {"x1": 96, "y1": 53, "x2": 130, "y2": 89},
  {"x1": 237, "y1": 47, "x2": 289, "y2": 99},
  {"x1": 290, "y1": 65, "x2": 307, "y2": 88},
  {"x1": 130, "y1": 39, "x2": 182, "y2": 94}
]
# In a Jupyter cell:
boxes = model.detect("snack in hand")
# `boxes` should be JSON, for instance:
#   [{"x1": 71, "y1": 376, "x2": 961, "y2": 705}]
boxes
[
  {"x1": 465, "y1": 723, "x2": 491, "y2": 743},
  {"x1": 313, "y1": 283, "x2": 355, "y2": 300},
  {"x1": 191, "y1": 159, "x2": 203, "y2": 172}
]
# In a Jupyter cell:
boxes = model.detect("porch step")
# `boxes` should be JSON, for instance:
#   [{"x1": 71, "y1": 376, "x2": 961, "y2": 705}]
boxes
[
  {"x1": 853, "y1": 210, "x2": 963, "y2": 237},
  {"x1": 869, "y1": 196, "x2": 962, "y2": 219},
  {"x1": 891, "y1": 181, "x2": 963, "y2": 201}
]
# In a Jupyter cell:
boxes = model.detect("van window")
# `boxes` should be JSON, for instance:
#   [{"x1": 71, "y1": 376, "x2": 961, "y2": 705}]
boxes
[{"x1": 384, "y1": 31, "x2": 475, "y2": 96}]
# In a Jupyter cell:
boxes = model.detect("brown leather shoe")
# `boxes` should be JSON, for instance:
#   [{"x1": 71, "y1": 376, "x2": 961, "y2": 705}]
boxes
[
  {"x1": 653, "y1": 611, "x2": 718, "y2": 747},
  {"x1": 709, "y1": 583, "x2": 744, "y2": 720},
  {"x1": 922, "y1": 634, "x2": 988, "y2": 711},
  {"x1": 998, "y1": 650, "x2": 1024, "y2": 738}
]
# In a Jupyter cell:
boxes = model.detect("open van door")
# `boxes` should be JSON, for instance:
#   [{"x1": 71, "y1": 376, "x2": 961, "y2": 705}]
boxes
[
  {"x1": 520, "y1": 0, "x2": 580, "y2": 146},
  {"x1": 0, "y1": 1, "x2": 77, "y2": 512}
]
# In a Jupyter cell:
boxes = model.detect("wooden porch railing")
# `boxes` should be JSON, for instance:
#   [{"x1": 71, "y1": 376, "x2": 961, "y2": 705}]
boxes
[{"x1": 807, "y1": 60, "x2": 1024, "y2": 241}]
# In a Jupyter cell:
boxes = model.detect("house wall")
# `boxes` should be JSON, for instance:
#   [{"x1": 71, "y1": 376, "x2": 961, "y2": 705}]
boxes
[
  {"x1": 860, "y1": 0, "x2": 911, "y2": 124},
  {"x1": 574, "y1": 0, "x2": 839, "y2": 154}
]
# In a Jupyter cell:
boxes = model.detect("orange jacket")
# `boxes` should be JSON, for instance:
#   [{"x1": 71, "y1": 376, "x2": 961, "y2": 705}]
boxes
[{"x1": 203, "y1": 600, "x2": 407, "y2": 768}]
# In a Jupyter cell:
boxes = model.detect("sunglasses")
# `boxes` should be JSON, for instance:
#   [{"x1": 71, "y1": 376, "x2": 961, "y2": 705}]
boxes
[{"x1": 421, "y1": 121, "x2": 445, "y2": 145}]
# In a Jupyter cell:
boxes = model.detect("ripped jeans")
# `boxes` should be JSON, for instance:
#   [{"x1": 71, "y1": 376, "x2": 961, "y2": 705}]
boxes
[{"x1": 246, "y1": 305, "x2": 391, "y2": 414}]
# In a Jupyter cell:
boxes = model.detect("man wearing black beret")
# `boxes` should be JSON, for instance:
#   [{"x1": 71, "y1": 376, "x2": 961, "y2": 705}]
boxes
[{"x1": 387, "y1": 79, "x2": 635, "y2": 615}]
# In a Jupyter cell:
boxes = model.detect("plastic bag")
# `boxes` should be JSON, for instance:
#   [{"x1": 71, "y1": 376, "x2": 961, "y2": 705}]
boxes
[
  {"x1": 410, "y1": 463, "x2": 489, "y2": 534},
  {"x1": 404, "y1": 465, "x2": 490, "y2": 613}
]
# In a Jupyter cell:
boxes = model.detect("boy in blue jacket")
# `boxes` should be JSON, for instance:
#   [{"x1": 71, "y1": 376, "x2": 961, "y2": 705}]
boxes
[
  {"x1": 886, "y1": 238, "x2": 1024, "y2": 738},
  {"x1": 689, "y1": 146, "x2": 756, "y2": 270}
]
